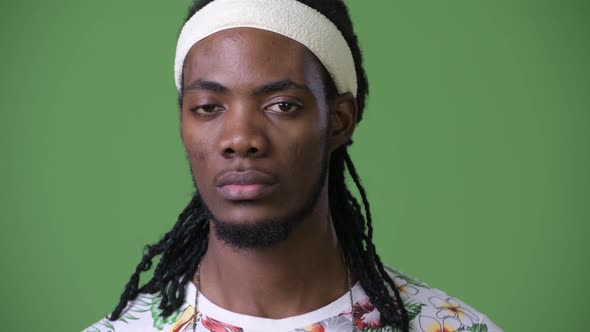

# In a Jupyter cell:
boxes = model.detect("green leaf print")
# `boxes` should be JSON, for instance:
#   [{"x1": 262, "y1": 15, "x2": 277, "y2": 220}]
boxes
[
  {"x1": 151, "y1": 307, "x2": 181, "y2": 330},
  {"x1": 467, "y1": 323, "x2": 488, "y2": 332},
  {"x1": 119, "y1": 312, "x2": 140, "y2": 323},
  {"x1": 458, "y1": 324, "x2": 489, "y2": 332},
  {"x1": 101, "y1": 320, "x2": 115, "y2": 330},
  {"x1": 404, "y1": 301, "x2": 424, "y2": 322},
  {"x1": 149, "y1": 298, "x2": 182, "y2": 330}
]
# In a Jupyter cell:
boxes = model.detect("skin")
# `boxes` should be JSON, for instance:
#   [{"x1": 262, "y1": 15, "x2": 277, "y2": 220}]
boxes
[{"x1": 180, "y1": 28, "x2": 358, "y2": 319}]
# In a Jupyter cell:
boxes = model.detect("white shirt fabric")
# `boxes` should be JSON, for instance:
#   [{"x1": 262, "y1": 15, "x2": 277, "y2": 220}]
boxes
[{"x1": 84, "y1": 266, "x2": 502, "y2": 332}]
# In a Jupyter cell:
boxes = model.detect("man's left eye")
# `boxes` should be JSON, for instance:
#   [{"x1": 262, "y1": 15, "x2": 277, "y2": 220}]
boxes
[{"x1": 266, "y1": 102, "x2": 301, "y2": 113}]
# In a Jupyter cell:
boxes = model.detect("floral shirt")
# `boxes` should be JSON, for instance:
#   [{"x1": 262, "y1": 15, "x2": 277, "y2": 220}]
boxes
[{"x1": 84, "y1": 266, "x2": 501, "y2": 332}]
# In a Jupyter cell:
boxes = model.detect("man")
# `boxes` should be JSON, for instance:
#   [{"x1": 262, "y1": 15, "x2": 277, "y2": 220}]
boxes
[{"x1": 85, "y1": 0, "x2": 501, "y2": 331}]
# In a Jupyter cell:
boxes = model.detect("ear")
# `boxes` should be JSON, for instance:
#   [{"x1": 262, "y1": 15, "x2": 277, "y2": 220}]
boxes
[{"x1": 329, "y1": 92, "x2": 358, "y2": 152}]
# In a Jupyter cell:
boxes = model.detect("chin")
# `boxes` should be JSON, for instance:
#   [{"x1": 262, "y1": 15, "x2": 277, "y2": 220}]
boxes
[
  {"x1": 206, "y1": 201, "x2": 314, "y2": 249},
  {"x1": 210, "y1": 213, "x2": 301, "y2": 249},
  {"x1": 212, "y1": 203, "x2": 286, "y2": 224}
]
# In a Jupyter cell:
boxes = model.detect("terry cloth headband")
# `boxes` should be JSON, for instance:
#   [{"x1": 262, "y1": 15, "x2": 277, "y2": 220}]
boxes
[{"x1": 174, "y1": 0, "x2": 358, "y2": 97}]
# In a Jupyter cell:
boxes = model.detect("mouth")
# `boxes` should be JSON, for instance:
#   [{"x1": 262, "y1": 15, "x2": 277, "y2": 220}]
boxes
[
  {"x1": 215, "y1": 169, "x2": 278, "y2": 201},
  {"x1": 217, "y1": 183, "x2": 277, "y2": 201}
]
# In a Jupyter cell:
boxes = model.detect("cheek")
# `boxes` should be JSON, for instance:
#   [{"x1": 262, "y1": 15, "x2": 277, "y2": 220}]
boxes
[
  {"x1": 181, "y1": 121, "x2": 214, "y2": 166},
  {"x1": 282, "y1": 125, "x2": 328, "y2": 174}
]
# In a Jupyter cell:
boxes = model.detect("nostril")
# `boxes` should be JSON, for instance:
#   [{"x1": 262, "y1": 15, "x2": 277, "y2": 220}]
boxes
[
  {"x1": 247, "y1": 147, "x2": 258, "y2": 156},
  {"x1": 224, "y1": 147, "x2": 236, "y2": 155}
]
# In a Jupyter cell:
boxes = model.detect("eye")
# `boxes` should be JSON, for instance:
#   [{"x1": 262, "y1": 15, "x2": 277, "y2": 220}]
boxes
[
  {"x1": 265, "y1": 102, "x2": 301, "y2": 113},
  {"x1": 190, "y1": 104, "x2": 224, "y2": 116}
]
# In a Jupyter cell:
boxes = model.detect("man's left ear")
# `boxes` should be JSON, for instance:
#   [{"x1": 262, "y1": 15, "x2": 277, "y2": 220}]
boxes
[{"x1": 329, "y1": 92, "x2": 358, "y2": 152}]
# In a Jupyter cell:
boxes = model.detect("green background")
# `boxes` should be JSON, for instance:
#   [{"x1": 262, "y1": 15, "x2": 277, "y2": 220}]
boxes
[{"x1": 1, "y1": 0, "x2": 588, "y2": 331}]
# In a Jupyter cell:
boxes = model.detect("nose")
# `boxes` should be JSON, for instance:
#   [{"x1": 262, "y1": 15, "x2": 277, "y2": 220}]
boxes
[{"x1": 218, "y1": 104, "x2": 269, "y2": 159}]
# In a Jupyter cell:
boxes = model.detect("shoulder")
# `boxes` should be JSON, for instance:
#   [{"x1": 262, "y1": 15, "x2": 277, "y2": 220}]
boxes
[
  {"x1": 82, "y1": 293, "x2": 185, "y2": 332},
  {"x1": 384, "y1": 265, "x2": 503, "y2": 332}
]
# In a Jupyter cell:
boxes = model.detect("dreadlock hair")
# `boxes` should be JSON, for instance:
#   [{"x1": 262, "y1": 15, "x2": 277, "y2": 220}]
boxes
[{"x1": 109, "y1": 0, "x2": 409, "y2": 330}]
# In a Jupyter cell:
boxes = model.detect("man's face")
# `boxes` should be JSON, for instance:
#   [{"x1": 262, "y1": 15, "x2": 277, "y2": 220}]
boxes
[{"x1": 180, "y1": 28, "x2": 332, "y2": 247}]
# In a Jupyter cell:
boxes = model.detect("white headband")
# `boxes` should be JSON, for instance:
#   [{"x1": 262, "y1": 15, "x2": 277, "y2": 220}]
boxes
[{"x1": 174, "y1": 0, "x2": 358, "y2": 96}]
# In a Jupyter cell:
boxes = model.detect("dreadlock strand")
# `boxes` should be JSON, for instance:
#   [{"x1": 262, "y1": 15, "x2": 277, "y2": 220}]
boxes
[
  {"x1": 109, "y1": 194, "x2": 202, "y2": 320},
  {"x1": 157, "y1": 209, "x2": 210, "y2": 316},
  {"x1": 375, "y1": 257, "x2": 411, "y2": 330},
  {"x1": 341, "y1": 151, "x2": 409, "y2": 329},
  {"x1": 343, "y1": 151, "x2": 374, "y2": 246},
  {"x1": 329, "y1": 150, "x2": 399, "y2": 327},
  {"x1": 108, "y1": 239, "x2": 167, "y2": 319}
]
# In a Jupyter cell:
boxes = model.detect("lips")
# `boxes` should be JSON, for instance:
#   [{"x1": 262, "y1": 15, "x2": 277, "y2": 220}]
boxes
[{"x1": 215, "y1": 169, "x2": 278, "y2": 201}]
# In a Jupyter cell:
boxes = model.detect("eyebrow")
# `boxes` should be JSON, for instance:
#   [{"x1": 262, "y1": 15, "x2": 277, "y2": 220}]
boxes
[
  {"x1": 253, "y1": 80, "x2": 312, "y2": 95},
  {"x1": 184, "y1": 79, "x2": 312, "y2": 96},
  {"x1": 184, "y1": 80, "x2": 229, "y2": 94}
]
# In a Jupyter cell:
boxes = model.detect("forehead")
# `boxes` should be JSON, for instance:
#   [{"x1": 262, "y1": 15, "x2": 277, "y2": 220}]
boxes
[{"x1": 182, "y1": 27, "x2": 324, "y2": 90}]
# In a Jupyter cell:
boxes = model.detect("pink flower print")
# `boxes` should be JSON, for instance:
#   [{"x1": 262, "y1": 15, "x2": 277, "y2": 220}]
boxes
[
  {"x1": 304, "y1": 322, "x2": 326, "y2": 332},
  {"x1": 394, "y1": 277, "x2": 419, "y2": 296},
  {"x1": 429, "y1": 297, "x2": 478, "y2": 326},
  {"x1": 419, "y1": 315, "x2": 461, "y2": 332},
  {"x1": 351, "y1": 296, "x2": 381, "y2": 329},
  {"x1": 201, "y1": 315, "x2": 243, "y2": 332}
]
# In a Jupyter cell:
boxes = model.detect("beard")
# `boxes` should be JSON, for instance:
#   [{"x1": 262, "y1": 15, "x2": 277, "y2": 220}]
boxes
[{"x1": 190, "y1": 143, "x2": 330, "y2": 250}]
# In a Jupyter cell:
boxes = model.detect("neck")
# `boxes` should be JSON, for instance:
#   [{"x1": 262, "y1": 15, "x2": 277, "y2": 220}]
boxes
[{"x1": 195, "y1": 195, "x2": 349, "y2": 319}]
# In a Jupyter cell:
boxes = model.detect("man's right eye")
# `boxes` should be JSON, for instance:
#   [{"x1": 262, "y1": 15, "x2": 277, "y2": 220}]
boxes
[{"x1": 191, "y1": 104, "x2": 224, "y2": 115}]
